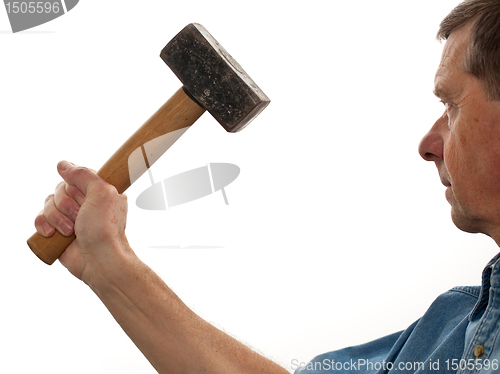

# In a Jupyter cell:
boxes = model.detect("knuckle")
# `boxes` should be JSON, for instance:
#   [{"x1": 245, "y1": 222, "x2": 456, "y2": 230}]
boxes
[
  {"x1": 66, "y1": 184, "x2": 85, "y2": 203},
  {"x1": 58, "y1": 195, "x2": 75, "y2": 211},
  {"x1": 97, "y1": 184, "x2": 119, "y2": 199},
  {"x1": 73, "y1": 165, "x2": 94, "y2": 178},
  {"x1": 69, "y1": 165, "x2": 88, "y2": 181},
  {"x1": 45, "y1": 209, "x2": 60, "y2": 224},
  {"x1": 65, "y1": 184, "x2": 77, "y2": 195},
  {"x1": 103, "y1": 184, "x2": 116, "y2": 194},
  {"x1": 44, "y1": 194, "x2": 54, "y2": 204},
  {"x1": 34, "y1": 212, "x2": 46, "y2": 227},
  {"x1": 88, "y1": 184, "x2": 120, "y2": 211}
]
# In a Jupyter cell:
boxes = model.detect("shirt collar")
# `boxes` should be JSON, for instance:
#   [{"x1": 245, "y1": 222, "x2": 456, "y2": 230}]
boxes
[{"x1": 469, "y1": 252, "x2": 500, "y2": 321}]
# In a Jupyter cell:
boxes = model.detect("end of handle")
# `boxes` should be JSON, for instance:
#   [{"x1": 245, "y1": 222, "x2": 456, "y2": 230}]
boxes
[{"x1": 27, "y1": 231, "x2": 76, "y2": 265}]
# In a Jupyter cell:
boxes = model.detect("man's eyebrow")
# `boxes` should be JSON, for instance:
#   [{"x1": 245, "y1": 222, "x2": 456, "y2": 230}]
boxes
[{"x1": 433, "y1": 84, "x2": 455, "y2": 102}]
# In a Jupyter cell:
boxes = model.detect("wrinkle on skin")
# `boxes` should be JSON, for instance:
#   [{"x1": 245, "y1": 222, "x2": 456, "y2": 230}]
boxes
[{"x1": 419, "y1": 23, "x2": 500, "y2": 244}]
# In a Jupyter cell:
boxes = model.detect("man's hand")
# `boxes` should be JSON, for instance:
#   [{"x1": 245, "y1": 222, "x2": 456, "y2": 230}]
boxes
[
  {"x1": 33, "y1": 161, "x2": 288, "y2": 374},
  {"x1": 34, "y1": 160, "x2": 130, "y2": 281}
]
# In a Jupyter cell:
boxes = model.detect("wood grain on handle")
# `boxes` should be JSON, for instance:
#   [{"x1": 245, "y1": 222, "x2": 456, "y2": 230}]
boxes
[{"x1": 27, "y1": 88, "x2": 206, "y2": 265}]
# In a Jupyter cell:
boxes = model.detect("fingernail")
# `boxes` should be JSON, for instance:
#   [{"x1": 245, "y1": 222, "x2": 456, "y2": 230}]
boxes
[
  {"x1": 60, "y1": 221, "x2": 73, "y2": 236},
  {"x1": 70, "y1": 209, "x2": 79, "y2": 221},
  {"x1": 58, "y1": 160, "x2": 72, "y2": 171},
  {"x1": 42, "y1": 223, "x2": 54, "y2": 236}
]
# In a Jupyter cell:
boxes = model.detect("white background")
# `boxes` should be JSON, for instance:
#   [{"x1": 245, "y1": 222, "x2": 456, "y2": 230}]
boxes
[{"x1": 1, "y1": 1, "x2": 499, "y2": 373}]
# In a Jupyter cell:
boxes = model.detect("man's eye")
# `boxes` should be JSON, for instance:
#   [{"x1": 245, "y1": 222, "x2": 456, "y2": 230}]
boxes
[{"x1": 442, "y1": 101, "x2": 456, "y2": 116}]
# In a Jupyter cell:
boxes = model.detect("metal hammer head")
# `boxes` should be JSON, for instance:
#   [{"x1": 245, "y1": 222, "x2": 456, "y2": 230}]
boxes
[{"x1": 160, "y1": 23, "x2": 270, "y2": 133}]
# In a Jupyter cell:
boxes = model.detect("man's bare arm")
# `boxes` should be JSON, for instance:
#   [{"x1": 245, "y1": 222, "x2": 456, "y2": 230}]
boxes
[
  {"x1": 35, "y1": 161, "x2": 289, "y2": 374},
  {"x1": 89, "y1": 247, "x2": 287, "y2": 374}
]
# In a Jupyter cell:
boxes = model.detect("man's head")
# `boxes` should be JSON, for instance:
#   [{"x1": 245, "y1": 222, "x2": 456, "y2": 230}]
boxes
[
  {"x1": 437, "y1": 0, "x2": 500, "y2": 100},
  {"x1": 419, "y1": 0, "x2": 500, "y2": 243}
]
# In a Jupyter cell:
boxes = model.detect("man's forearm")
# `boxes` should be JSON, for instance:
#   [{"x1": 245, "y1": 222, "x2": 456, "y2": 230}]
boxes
[{"x1": 86, "y1": 245, "x2": 288, "y2": 374}]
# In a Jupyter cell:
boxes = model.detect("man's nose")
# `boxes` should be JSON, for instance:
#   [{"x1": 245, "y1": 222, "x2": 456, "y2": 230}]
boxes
[{"x1": 418, "y1": 115, "x2": 446, "y2": 162}]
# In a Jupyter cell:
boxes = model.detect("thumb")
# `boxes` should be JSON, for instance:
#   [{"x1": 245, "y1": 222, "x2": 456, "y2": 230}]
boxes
[{"x1": 57, "y1": 160, "x2": 104, "y2": 197}]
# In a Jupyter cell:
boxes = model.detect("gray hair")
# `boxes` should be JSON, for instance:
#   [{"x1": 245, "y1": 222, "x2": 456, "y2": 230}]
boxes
[{"x1": 438, "y1": 0, "x2": 500, "y2": 100}]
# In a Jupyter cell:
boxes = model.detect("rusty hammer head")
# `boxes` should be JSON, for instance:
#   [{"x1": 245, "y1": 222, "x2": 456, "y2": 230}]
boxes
[{"x1": 160, "y1": 23, "x2": 270, "y2": 133}]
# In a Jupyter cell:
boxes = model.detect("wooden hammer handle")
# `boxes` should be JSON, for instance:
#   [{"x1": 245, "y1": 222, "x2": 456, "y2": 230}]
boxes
[{"x1": 27, "y1": 88, "x2": 206, "y2": 265}]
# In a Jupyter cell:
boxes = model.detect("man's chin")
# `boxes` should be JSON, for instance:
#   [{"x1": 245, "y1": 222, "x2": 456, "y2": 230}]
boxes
[
  {"x1": 450, "y1": 207, "x2": 483, "y2": 234},
  {"x1": 445, "y1": 186, "x2": 455, "y2": 204}
]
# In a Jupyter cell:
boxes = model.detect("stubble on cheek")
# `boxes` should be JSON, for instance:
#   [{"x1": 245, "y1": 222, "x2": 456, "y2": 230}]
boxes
[
  {"x1": 443, "y1": 130, "x2": 473, "y2": 215},
  {"x1": 443, "y1": 132, "x2": 461, "y2": 187}
]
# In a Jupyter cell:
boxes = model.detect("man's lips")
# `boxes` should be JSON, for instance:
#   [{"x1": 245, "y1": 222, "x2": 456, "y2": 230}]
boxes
[{"x1": 439, "y1": 169, "x2": 451, "y2": 187}]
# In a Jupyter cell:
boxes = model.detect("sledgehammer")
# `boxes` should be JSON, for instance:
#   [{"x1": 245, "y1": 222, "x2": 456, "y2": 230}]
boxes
[{"x1": 27, "y1": 23, "x2": 270, "y2": 265}]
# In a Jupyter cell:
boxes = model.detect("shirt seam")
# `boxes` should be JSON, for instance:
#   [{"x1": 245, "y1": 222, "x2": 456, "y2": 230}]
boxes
[{"x1": 450, "y1": 287, "x2": 481, "y2": 299}]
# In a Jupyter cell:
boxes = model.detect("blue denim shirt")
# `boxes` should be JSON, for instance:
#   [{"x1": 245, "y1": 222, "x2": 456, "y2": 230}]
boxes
[{"x1": 295, "y1": 253, "x2": 500, "y2": 374}]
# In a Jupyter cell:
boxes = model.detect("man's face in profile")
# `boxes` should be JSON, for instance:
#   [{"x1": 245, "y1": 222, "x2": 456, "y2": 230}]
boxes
[{"x1": 419, "y1": 23, "x2": 500, "y2": 242}]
